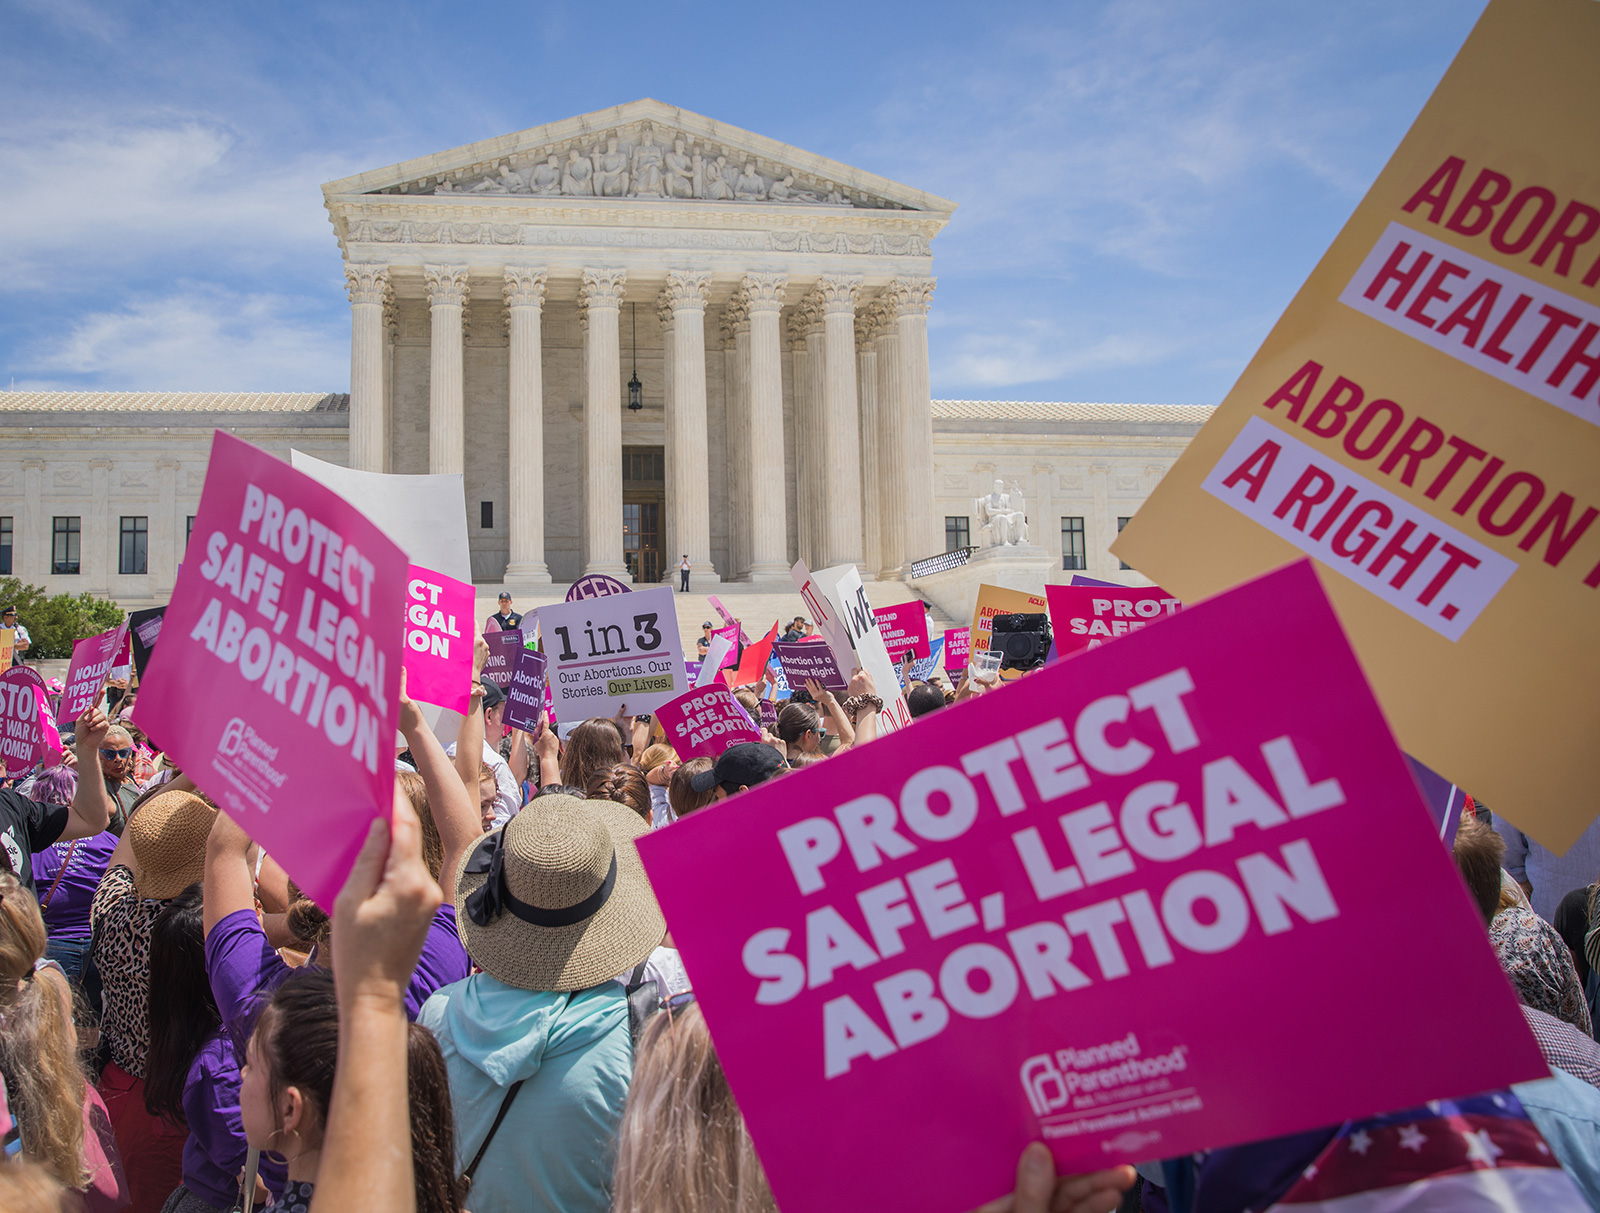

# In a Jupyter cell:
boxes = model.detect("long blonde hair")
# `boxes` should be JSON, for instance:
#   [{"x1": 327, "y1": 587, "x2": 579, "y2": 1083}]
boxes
[
  {"x1": 0, "y1": 874, "x2": 88, "y2": 1188},
  {"x1": 611, "y1": 1003, "x2": 775, "y2": 1213}
]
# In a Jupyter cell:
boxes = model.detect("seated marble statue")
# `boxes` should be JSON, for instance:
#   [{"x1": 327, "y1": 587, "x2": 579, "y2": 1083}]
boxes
[
  {"x1": 703, "y1": 155, "x2": 734, "y2": 200},
  {"x1": 734, "y1": 162, "x2": 766, "y2": 200},
  {"x1": 665, "y1": 140, "x2": 695, "y2": 198},
  {"x1": 529, "y1": 155, "x2": 562, "y2": 195},
  {"x1": 595, "y1": 137, "x2": 630, "y2": 197},
  {"x1": 471, "y1": 164, "x2": 512, "y2": 193},
  {"x1": 632, "y1": 129, "x2": 664, "y2": 196},
  {"x1": 975, "y1": 479, "x2": 1029, "y2": 547},
  {"x1": 561, "y1": 148, "x2": 594, "y2": 196}
]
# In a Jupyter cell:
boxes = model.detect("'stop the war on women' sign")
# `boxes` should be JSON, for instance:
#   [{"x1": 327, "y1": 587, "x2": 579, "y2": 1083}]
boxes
[
  {"x1": 637, "y1": 561, "x2": 1543, "y2": 1213},
  {"x1": 1113, "y1": 0, "x2": 1600, "y2": 849},
  {"x1": 135, "y1": 431, "x2": 407, "y2": 910}
]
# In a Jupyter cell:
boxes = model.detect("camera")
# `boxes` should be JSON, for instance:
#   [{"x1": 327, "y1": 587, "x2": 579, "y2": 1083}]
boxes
[{"x1": 989, "y1": 613, "x2": 1053, "y2": 672}]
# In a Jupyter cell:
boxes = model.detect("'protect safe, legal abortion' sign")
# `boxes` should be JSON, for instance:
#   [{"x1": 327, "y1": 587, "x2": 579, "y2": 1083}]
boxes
[{"x1": 638, "y1": 561, "x2": 1543, "y2": 1213}]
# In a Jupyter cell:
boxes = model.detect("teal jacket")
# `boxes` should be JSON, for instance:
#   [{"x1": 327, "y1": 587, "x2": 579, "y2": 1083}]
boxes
[{"x1": 418, "y1": 974, "x2": 633, "y2": 1213}]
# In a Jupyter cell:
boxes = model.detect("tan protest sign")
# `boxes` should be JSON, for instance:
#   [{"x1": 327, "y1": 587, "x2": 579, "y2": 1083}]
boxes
[
  {"x1": 0, "y1": 629, "x2": 12, "y2": 669},
  {"x1": 1115, "y1": 0, "x2": 1600, "y2": 849},
  {"x1": 969, "y1": 584, "x2": 1048, "y2": 682}
]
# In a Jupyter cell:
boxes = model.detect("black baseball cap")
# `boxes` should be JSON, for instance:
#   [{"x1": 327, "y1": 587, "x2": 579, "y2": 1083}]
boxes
[
  {"x1": 690, "y1": 742, "x2": 786, "y2": 794},
  {"x1": 481, "y1": 680, "x2": 506, "y2": 708},
  {"x1": 498, "y1": 592, "x2": 512, "y2": 602}
]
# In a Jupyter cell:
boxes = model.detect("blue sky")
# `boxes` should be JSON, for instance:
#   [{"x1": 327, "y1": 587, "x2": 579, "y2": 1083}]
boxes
[{"x1": 0, "y1": 0, "x2": 1485, "y2": 404}]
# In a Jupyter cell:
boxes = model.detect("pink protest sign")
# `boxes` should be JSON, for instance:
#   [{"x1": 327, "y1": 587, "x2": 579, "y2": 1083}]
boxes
[
  {"x1": 873, "y1": 602, "x2": 931, "y2": 660},
  {"x1": 1045, "y1": 584, "x2": 1184, "y2": 660},
  {"x1": 0, "y1": 666, "x2": 64, "y2": 775},
  {"x1": 134, "y1": 430, "x2": 406, "y2": 911},
  {"x1": 711, "y1": 622, "x2": 741, "y2": 669},
  {"x1": 770, "y1": 640, "x2": 847, "y2": 693},
  {"x1": 707, "y1": 595, "x2": 750, "y2": 643},
  {"x1": 637, "y1": 560, "x2": 1543, "y2": 1213},
  {"x1": 657, "y1": 686, "x2": 762, "y2": 759},
  {"x1": 943, "y1": 626, "x2": 971, "y2": 671},
  {"x1": 59, "y1": 623, "x2": 131, "y2": 723},
  {"x1": 402, "y1": 566, "x2": 473, "y2": 713}
]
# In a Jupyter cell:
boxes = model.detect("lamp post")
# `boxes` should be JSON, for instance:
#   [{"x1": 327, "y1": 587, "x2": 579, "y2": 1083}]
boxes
[{"x1": 627, "y1": 301, "x2": 642, "y2": 412}]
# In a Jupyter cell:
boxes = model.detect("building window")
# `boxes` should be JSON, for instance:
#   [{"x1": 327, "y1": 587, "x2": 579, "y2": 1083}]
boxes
[
  {"x1": 623, "y1": 447, "x2": 665, "y2": 484},
  {"x1": 1117, "y1": 516, "x2": 1132, "y2": 570},
  {"x1": 52, "y1": 517, "x2": 80, "y2": 575},
  {"x1": 186, "y1": 515, "x2": 196, "y2": 552},
  {"x1": 119, "y1": 516, "x2": 149, "y2": 575},
  {"x1": 0, "y1": 517, "x2": 10, "y2": 575},
  {"x1": 945, "y1": 516, "x2": 970, "y2": 552},
  {"x1": 1061, "y1": 517, "x2": 1086, "y2": 570},
  {"x1": 480, "y1": 501, "x2": 494, "y2": 529}
]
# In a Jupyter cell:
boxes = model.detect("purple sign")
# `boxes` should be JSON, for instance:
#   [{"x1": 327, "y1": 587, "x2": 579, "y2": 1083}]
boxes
[
  {"x1": 771, "y1": 639, "x2": 848, "y2": 693},
  {"x1": 503, "y1": 648, "x2": 549, "y2": 732},
  {"x1": 566, "y1": 574, "x2": 632, "y2": 601},
  {"x1": 1069, "y1": 575, "x2": 1122, "y2": 588},
  {"x1": 481, "y1": 629, "x2": 524, "y2": 689},
  {"x1": 759, "y1": 698, "x2": 778, "y2": 729},
  {"x1": 1406, "y1": 755, "x2": 1468, "y2": 845}
]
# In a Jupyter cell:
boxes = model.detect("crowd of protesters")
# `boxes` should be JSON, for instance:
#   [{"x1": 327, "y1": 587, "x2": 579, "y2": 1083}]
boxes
[{"x1": 2, "y1": 600, "x2": 1600, "y2": 1213}]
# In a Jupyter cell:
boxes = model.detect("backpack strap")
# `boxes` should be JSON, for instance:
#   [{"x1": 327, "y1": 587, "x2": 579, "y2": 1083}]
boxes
[
  {"x1": 460, "y1": 1079, "x2": 525, "y2": 1191},
  {"x1": 40, "y1": 839, "x2": 78, "y2": 910}
]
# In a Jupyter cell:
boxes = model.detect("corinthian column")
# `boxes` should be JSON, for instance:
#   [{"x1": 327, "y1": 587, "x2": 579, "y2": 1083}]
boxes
[
  {"x1": 723, "y1": 300, "x2": 751, "y2": 579},
  {"x1": 874, "y1": 305, "x2": 906, "y2": 579},
  {"x1": 661, "y1": 271, "x2": 718, "y2": 586},
  {"x1": 818, "y1": 275, "x2": 865, "y2": 569},
  {"x1": 503, "y1": 267, "x2": 552, "y2": 587},
  {"x1": 424, "y1": 265, "x2": 469, "y2": 475},
  {"x1": 744, "y1": 273, "x2": 790, "y2": 582},
  {"x1": 856, "y1": 308, "x2": 882, "y2": 577},
  {"x1": 344, "y1": 264, "x2": 389, "y2": 472},
  {"x1": 889, "y1": 276, "x2": 938, "y2": 566},
  {"x1": 579, "y1": 269, "x2": 629, "y2": 578}
]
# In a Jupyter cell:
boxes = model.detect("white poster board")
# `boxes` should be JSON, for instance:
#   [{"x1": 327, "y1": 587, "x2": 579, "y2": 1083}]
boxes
[
  {"x1": 539, "y1": 585, "x2": 687, "y2": 720},
  {"x1": 291, "y1": 451, "x2": 472, "y2": 740},
  {"x1": 791, "y1": 561, "x2": 912, "y2": 735}
]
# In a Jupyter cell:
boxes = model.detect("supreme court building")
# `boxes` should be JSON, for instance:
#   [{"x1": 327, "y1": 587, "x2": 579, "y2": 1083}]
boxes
[{"x1": 0, "y1": 100, "x2": 1209, "y2": 607}]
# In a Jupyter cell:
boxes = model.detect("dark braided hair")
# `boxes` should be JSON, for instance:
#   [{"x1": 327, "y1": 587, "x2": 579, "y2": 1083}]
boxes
[
  {"x1": 408, "y1": 1023, "x2": 464, "y2": 1213},
  {"x1": 251, "y1": 969, "x2": 338, "y2": 1150}
]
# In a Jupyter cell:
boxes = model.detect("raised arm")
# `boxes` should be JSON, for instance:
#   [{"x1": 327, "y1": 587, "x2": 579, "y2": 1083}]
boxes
[
  {"x1": 60, "y1": 702, "x2": 115, "y2": 840},
  {"x1": 316, "y1": 793, "x2": 442, "y2": 1213},
  {"x1": 806, "y1": 679, "x2": 855, "y2": 748},
  {"x1": 533, "y1": 712, "x2": 561, "y2": 789},
  {"x1": 506, "y1": 729, "x2": 530, "y2": 786},
  {"x1": 398, "y1": 668, "x2": 482, "y2": 881},
  {"x1": 454, "y1": 638, "x2": 489, "y2": 794},
  {"x1": 845, "y1": 668, "x2": 878, "y2": 750},
  {"x1": 203, "y1": 807, "x2": 258, "y2": 938}
]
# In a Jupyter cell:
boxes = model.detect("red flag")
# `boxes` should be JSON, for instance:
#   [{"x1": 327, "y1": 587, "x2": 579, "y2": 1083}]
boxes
[{"x1": 731, "y1": 620, "x2": 779, "y2": 688}]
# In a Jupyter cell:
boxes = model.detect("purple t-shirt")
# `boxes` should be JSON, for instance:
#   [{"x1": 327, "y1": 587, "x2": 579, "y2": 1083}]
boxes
[
  {"x1": 205, "y1": 904, "x2": 469, "y2": 1046},
  {"x1": 33, "y1": 830, "x2": 119, "y2": 938},
  {"x1": 181, "y1": 1028, "x2": 284, "y2": 1208}
]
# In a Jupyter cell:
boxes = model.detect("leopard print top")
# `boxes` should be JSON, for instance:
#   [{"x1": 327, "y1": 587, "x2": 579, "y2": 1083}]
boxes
[{"x1": 89, "y1": 864, "x2": 169, "y2": 1078}]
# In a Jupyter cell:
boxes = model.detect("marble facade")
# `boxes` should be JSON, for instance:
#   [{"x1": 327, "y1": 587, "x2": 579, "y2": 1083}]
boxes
[
  {"x1": 327, "y1": 99, "x2": 953, "y2": 587},
  {"x1": 0, "y1": 102, "x2": 1215, "y2": 610}
]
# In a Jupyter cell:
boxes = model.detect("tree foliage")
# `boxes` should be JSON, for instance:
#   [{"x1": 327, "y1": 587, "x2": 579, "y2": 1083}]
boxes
[{"x1": 0, "y1": 577, "x2": 127, "y2": 660}]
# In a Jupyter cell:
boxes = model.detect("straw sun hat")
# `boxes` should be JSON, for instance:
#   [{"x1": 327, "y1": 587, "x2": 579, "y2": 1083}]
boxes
[
  {"x1": 454, "y1": 793, "x2": 665, "y2": 993},
  {"x1": 128, "y1": 790, "x2": 217, "y2": 900}
]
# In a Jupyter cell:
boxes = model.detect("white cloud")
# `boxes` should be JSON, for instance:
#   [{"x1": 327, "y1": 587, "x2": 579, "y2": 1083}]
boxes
[
  {"x1": 18, "y1": 288, "x2": 348, "y2": 392},
  {"x1": 0, "y1": 113, "x2": 347, "y2": 285}
]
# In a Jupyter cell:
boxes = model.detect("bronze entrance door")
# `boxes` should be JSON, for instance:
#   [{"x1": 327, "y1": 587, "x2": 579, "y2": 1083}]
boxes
[
  {"x1": 622, "y1": 445, "x2": 664, "y2": 583},
  {"x1": 622, "y1": 501, "x2": 661, "y2": 583}
]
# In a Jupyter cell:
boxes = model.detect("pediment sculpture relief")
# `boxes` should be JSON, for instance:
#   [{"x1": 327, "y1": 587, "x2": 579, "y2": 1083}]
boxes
[{"x1": 374, "y1": 121, "x2": 908, "y2": 210}]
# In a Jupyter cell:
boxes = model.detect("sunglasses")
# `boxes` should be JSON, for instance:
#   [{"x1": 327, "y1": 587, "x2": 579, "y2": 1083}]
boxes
[{"x1": 100, "y1": 748, "x2": 133, "y2": 760}]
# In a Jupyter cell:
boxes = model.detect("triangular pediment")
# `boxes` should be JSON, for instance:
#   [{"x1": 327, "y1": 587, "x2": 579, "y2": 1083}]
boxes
[{"x1": 322, "y1": 99, "x2": 955, "y2": 214}]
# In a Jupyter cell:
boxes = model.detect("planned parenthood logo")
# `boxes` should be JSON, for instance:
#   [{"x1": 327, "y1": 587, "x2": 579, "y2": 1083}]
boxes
[{"x1": 1021, "y1": 1032, "x2": 1190, "y2": 1117}]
